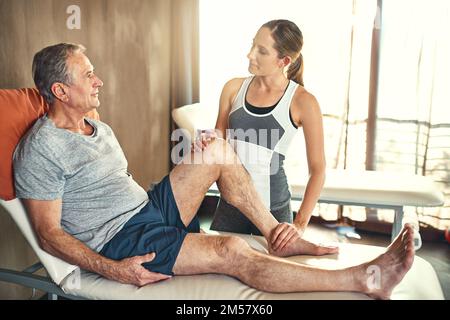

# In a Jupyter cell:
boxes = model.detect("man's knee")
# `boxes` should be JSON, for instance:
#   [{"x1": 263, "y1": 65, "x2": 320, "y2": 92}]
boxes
[
  {"x1": 204, "y1": 139, "x2": 238, "y2": 165},
  {"x1": 214, "y1": 236, "x2": 251, "y2": 262}
]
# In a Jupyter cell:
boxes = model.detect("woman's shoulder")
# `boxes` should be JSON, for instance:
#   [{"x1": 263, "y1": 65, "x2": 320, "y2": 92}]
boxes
[
  {"x1": 220, "y1": 77, "x2": 247, "y2": 107},
  {"x1": 223, "y1": 77, "x2": 247, "y2": 93},
  {"x1": 291, "y1": 87, "x2": 321, "y2": 124},
  {"x1": 292, "y1": 86, "x2": 320, "y2": 111}
]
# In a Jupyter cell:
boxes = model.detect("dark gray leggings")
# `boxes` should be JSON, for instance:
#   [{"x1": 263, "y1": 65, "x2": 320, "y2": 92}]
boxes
[{"x1": 210, "y1": 198, "x2": 293, "y2": 236}]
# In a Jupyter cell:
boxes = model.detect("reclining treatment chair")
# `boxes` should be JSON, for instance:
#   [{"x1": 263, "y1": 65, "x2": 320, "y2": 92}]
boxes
[{"x1": 0, "y1": 89, "x2": 444, "y2": 299}]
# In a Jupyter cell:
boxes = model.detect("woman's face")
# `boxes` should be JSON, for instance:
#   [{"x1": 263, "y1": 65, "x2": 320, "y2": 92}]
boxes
[{"x1": 247, "y1": 27, "x2": 284, "y2": 76}]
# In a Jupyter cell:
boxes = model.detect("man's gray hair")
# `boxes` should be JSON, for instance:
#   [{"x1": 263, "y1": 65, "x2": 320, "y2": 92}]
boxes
[{"x1": 32, "y1": 43, "x2": 86, "y2": 104}]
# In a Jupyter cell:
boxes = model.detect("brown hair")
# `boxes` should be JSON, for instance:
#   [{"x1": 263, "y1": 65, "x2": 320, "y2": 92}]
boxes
[{"x1": 262, "y1": 19, "x2": 304, "y2": 86}]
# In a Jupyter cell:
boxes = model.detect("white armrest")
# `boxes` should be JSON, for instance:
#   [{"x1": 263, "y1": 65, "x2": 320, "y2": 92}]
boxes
[
  {"x1": 172, "y1": 103, "x2": 217, "y2": 140},
  {"x1": 0, "y1": 199, "x2": 78, "y2": 285}
]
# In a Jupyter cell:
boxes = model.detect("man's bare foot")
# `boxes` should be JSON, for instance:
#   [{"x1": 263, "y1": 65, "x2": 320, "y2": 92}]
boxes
[
  {"x1": 268, "y1": 237, "x2": 339, "y2": 257},
  {"x1": 357, "y1": 224, "x2": 415, "y2": 299}
]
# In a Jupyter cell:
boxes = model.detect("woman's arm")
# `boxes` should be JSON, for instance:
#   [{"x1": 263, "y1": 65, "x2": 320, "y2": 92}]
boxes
[
  {"x1": 214, "y1": 78, "x2": 245, "y2": 138},
  {"x1": 193, "y1": 78, "x2": 244, "y2": 151},
  {"x1": 291, "y1": 92, "x2": 326, "y2": 234},
  {"x1": 270, "y1": 91, "x2": 326, "y2": 251}
]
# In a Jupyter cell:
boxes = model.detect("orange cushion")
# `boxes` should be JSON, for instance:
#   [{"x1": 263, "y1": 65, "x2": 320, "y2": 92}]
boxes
[{"x1": 0, "y1": 88, "x2": 99, "y2": 200}]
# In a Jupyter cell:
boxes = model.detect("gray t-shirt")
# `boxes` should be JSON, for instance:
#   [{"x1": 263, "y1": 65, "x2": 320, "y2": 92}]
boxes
[{"x1": 13, "y1": 114, "x2": 149, "y2": 252}]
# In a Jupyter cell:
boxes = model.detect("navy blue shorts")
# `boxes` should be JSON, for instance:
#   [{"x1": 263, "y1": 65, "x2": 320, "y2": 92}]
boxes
[{"x1": 100, "y1": 175, "x2": 200, "y2": 275}]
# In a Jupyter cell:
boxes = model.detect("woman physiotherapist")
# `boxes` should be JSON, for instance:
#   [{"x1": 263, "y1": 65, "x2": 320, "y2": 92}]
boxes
[{"x1": 197, "y1": 20, "x2": 326, "y2": 252}]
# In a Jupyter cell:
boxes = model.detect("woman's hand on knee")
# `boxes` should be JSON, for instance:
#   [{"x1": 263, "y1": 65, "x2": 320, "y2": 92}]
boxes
[{"x1": 191, "y1": 129, "x2": 218, "y2": 152}]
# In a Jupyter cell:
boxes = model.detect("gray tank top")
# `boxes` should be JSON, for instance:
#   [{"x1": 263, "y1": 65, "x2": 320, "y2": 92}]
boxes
[{"x1": 227, "y1": 77, "x2": 299, "y2": 210}]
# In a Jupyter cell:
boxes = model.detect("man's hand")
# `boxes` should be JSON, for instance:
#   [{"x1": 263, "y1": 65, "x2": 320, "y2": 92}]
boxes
[
  {"x1": 112, "y1": 252, "x2": 172, "y2": 287},
  {"x1": 192, "y1": 129, "x2": 217, "y2": 152},
  {"x1": 270, "y1": 222, "x2": 303, "y2": 252}
]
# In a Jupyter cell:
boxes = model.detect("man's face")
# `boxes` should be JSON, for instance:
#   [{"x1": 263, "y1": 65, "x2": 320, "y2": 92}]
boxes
[{"x1": 65, "y1": 52, "x2": 103, "y2": 113}]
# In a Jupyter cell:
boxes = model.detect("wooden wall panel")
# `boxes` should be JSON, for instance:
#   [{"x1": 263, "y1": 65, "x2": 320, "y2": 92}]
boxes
[{"x1": 0, "y1": 0, "x2": 172, "y2": 298}]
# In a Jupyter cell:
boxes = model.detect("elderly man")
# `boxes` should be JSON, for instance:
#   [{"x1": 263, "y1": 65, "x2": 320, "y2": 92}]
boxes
[{"x1": 13, "y1": 43, "x2": 414, "y2": 299}]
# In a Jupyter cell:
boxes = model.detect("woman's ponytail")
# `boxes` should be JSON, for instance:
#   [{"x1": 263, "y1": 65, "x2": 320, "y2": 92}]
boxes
[{"x1": 287, "y1": 53, "x2": 304, "y2": 86}]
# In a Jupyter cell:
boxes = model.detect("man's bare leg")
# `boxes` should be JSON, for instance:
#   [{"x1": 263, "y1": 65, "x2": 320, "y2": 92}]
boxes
[
  {"x1": 172, "y1": 224, "x2": 415, "y2": 299},
  {"x1": 170, "y1": 139, "x2": 336, "y2": 256}
]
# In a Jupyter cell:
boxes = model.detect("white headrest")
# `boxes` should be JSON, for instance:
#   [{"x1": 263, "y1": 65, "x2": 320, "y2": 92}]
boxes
[
  {"x1": 172, "y1": 103, "x2": 217, "y2": 140},
  {"x1": 0, "y1": 199, "x2": 78, "y2": 285}
]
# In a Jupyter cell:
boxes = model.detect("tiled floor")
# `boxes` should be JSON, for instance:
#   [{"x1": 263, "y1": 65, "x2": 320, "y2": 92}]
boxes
[{"x1": 199, "y1": 216, "x2": 450, "y2": 299}]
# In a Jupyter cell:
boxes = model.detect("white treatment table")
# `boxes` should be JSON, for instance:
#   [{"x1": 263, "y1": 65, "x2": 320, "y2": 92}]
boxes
[{"x1": 207, "y1": 167, "x2": 444, "y2": 242}]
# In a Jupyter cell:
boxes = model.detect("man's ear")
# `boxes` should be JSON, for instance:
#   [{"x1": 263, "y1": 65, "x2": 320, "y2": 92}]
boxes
[{"x1": 51, "y1": 83, "x2": 69, "y2": 102}]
